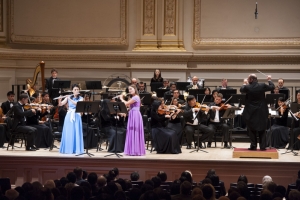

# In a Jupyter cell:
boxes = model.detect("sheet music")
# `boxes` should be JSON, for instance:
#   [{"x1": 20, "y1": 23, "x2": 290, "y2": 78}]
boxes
[
  {"x1": 235, "y1": 107, "x2": 243, "y2": 115},
  {"x1": 268, "y1": 108, "x2": 278, "y2": 116}
]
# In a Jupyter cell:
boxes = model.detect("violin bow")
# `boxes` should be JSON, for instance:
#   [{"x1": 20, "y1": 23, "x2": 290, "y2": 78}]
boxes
[{"x1": 220, "y1": 96, "x2": 233, "y2": 108}]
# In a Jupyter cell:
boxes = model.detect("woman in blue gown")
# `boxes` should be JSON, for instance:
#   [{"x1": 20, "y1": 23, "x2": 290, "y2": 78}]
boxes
[{"x1": 59, "y1": 84, "x2": 84, "y2": 154}]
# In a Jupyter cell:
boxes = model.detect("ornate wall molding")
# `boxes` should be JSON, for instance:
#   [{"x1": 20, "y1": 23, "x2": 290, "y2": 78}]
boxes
[
  {"x1": 193, "y1": 0, "x2": 300, "y2": 48},
  {"x1": 164, "y1": 0, "x2": 176, "y2": 36},
  {"x1": 0, "y1": 49, "x2": 300, "y2": 65},
  {"x1": 8, "y1": 0, "x2": 127, "y2": 45},
  {"x1": 143, "y1": 0, "x2": 155, "y2": 35},
  {"x1": 0, "y1": 0, "x2": 3, "y2": 32}
]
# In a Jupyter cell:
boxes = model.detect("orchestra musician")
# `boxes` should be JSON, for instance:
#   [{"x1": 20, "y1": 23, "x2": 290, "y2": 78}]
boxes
[
  {"x1": 151, "y1": 100, "x2": 181, "y2": 154},
  {"x1": 12, "y1": 94, "x2": 38, "y2": 151},
  {"x1": 25, "y1": 97, "x2": 53, "y2": 148},
  {"x1": 159, "y1": 79, "x2": 170, "y2": 90},
  {"x1": 150, "y1": 69, "x2": 164, "y2": 83},
  {"x1": 273, "y1": 86, "x2": 280, "y2": 94},
  {"x1": 290, "y1": 91, "x2": 300, "y2": 150},
  {"x1": 100, "y1": 98, "x2": 126, "y2": 153},
  {"x1": 45, "y1": 69, "x2": 60, "y2": 105},
  {"x1": 266, "y1": 97, "x2": 289, "y2": 149},
  {"x1": 240, "y1": 74, "x2": 274, "y2": 151},
  {"x1": 182, "y1": 95, "x2": 214, "y2": 149},
  {"x1": 278, "y1": 78, "x2": 289, "y2": 90},
  {"x1": 138, "y1": 82, "x2": 147, "y2": 93},
  {"x1": 186, "y1": 76, "x2": 203, "y2": 91},
  {"x1": 166, "y1": 98, "x2": 184, "y2": 140},
  {"x1": 1, "y1": 91, "x2": 15, "y2": 115},
  {"x1": 204, "y1": 87, "x2": 211, "y2": 95},
  {"x1": 206, "y1": 93, "x2": 231, "y2": 148},
  {"x1": 217, "y1": 78, "x2": 233, "y2": 90},
  {"x1": 164, "y1": 82, "x2": 177, "y2": 100}
]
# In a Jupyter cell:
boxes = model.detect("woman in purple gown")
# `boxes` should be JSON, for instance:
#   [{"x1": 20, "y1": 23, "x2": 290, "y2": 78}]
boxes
[{"x1": 120, "y1": 85, "x2": 145, "y2": 156}]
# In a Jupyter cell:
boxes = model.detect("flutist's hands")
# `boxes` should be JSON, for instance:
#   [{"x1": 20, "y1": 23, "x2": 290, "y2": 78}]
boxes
[{"x1": 267, "y1": 75, "x2": 272, "y2": 81}]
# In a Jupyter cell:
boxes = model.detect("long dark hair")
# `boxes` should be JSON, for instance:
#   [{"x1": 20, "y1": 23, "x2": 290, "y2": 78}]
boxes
[
  {"x1": 71, "y1": 84, "x2": 80, "y2": 100},
  {"x1": 153, "y1": 69, "x2": 162, "y2": 80}
]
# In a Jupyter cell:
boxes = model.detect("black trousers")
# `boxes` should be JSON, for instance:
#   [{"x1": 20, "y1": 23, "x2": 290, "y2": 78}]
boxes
[
  {"x1": 14, "y1": 125, "x2": 37, "y2": 147},
  {"x1": 208, "y1": 122, "x2": 230, "y2": 142},
  {"x1": 184, "y1": 124, "x2": 214, "y2": 145},
  {"x1": 248, "y1": 127, "x2": 266, "y2": 149}
]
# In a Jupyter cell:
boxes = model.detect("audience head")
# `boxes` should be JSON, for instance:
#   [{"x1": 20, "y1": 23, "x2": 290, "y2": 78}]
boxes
[
  {"x1": 73, "y1": 167, "x2": 83, "y2": 179},
  {"x1": 129, "y1": 188, "x2": 142, "y2": 200},
  {"x1": 201, "y1": 184, "x2": 215, "y2": 200},
  {"x1": 82, "y1": 170, "x2": 88, "y2": 180},
  {"x1": 157, "y1": 171, "x2": 167, "y2": 182},
  {"x1": 70, "y1": 186, "x2": 84, "y2": 200},
  {"x1": 97, "y1": 175, "x2": 107, "y2": 188},
  {"x1": 5, "y1": 189, "x2": 19, "y2": 200},
  {"x1": 151, "y1": 176, "x2": 162, "y2": 188},
  {"x1": 274, "y1": 185, "x2": 286, "y2": 198},
  {"x1": 262, "y1": 175, "x2": 273, "y2": 187},
  {"x1": 237, "y1": 175, "x2": 248, "y2": 184},
  {"x1": 180, "y1": 181, "x2": 192, "y2": 195},
  {"x1": 66, "y1": 172, "x2": 76, "y2": 184},
  {"x1": 130, "y1": 171, "x2": 140, "y2": 181},
  {"x1": 181, "y1": 170, "x2": 193, "y2": 183},
  {"x1": 87, "y1": 172, "x2": 98, "y2": 185},
  {"x1": 59, "y1": 177, "x2": 69, "y2": 187},
  {"x1": 44, "y1": 180, "x2": 55, "y2": 190}
]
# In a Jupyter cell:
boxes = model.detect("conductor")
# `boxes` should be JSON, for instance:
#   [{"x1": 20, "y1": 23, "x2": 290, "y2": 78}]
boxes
[{"x1": 240, "y1": 74, "x2": 274, "y2": 150}]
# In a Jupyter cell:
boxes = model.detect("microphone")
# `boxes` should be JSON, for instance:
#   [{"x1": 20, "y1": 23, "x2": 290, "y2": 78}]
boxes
[{"x1": 254, "y1": 2, "x2": 258, "y2": 19}]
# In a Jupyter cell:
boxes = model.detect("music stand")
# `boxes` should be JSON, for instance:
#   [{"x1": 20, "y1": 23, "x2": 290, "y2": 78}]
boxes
[
  {"x1": 155, "y1": 89, "x2": 169, "y2": 98},
  {"x1": 140, "y1": 93, "x2": 152, "y2": 105},
  {"x1": 165, "y1": 94, "x2": 185, "y2": 101},
  {"x1": 188, "y1": 89, "x2": 206, "y2": 100},
  {"x1": 150, "y1": 82, "x2": 163, "y2": 92},
  {"x1": 75, "y1": 101, "x2": 100, "y2": 157},
  {"x1": 221, "y1": 107, "x2": 240, "y2": 149},
  {"x1": 266, "y1": 94, "x2": 285, "y2": 108},
  {"x1": 104, "y1": 102, "x2": 128, "y2": 158},
  {"x1": 218, "y1": 89, "x2": 237, "y2": 101},
  {"x1": 176, "y1": 82, "x2": 190, "y2": 91},
  {"x1": 279, "y1": 89, "x2": 289, "y2": 100},
  {"x1": 85, "y1": 81, "x2": 102, "y2": 101},
  {"x1": 197, "y1": 94, "x2": 213, "y2": 104}
]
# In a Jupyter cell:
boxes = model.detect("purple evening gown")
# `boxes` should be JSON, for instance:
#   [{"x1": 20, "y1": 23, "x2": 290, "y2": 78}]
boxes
[{"x1": 124, "y1": 95, "x2": 146, "y2": 156}]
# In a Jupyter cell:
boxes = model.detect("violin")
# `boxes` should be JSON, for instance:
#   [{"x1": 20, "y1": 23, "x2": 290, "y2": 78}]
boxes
[
  {"x1": 0, "y1": 107, "x2": 4, "y2": 123},
  {"x1": 23, "y1": 103, "x2": 41, "y2": 110},
  {"x1": 219, "y1": 103, "x2": 230, "y2": 111},
  {"x1": 157, "y1": 105, "x2": 171, "y2": 115},
  {"x1": 193, "y1": 102, "x2": 209, "y2": 111}
]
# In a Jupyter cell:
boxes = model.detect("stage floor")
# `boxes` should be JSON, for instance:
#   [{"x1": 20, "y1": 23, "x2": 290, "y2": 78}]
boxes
[
  {"x1": 1, "y1": 141, "x2": 299, "y2": 163},
  {"x1": 1, "y1": 141, "x2": 300, "y2": 189}
]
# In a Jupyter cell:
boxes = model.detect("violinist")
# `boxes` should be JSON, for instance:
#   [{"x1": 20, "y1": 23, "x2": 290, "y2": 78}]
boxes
[
  {"x1": 166, "y1": 98, "x2": 184, "y2": 140},
  {"x1": 12, "y1": 94, "x2": 38, "y2": 151},
  {"x1": 172, "y1": 90, "x2": 185, "y2": 104},
  {"x1": 25, "y1": 97, "x2": 53, "y2": 148},
  {"x1": 290, "y1": 91, "x2": 300, "y2": 150},
  {"x1": 182, "y1": 95, "x2": 214, "y2": 149},
  {"x1": 266, "y1": 97, "x2": 289, "y2": 149},
  {"x1": 151, "y1": 100, "x2": 181, "y2": 154},
  {"x1": 206, "y1": 93, "x2": 231, "y2": 148}
]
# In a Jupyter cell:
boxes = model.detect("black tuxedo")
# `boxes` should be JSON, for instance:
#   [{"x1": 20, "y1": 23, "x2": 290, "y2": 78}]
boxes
[
  {"x1": 45, "y1": 77, "x2": 60, "y2": 100},
  {"x1": 12, "y1": 102, "x2": 37, "y2": 147},
  {"x1": 182, "y1": 105, "x2": 213, "y2": 145},
  {"x1": 207, "y1": 102, "x2": 230, "y2": 142},
  {"x1": 186, "y1": 84, "x2": 202, "y2": 92},
  {"x1": 1, "y1": 101, "x2": 14, "y2": 115},
  {"x1": 138, "y1": 90, "x2": 147, "y2": 94},
  {"x1": 240, "y1": 80, "x2": 274, "y2": 149}
]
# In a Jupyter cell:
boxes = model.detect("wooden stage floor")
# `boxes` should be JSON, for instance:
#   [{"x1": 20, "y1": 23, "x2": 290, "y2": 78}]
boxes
[{"x1": 0, "y1": 142, "x2": 299, "y2": 190}]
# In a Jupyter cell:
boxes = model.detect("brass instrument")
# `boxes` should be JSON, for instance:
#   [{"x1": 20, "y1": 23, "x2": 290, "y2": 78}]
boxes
[{"x1": 26, "y1": 61, "x2": 45, "y2": 96}]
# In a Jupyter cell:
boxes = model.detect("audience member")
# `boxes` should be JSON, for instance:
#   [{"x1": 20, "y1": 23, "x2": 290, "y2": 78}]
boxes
[
  {"x1": 130, "y1": 171, "x2": 140, "y2": 181},
  {"x1": 157, "y1": 171, "x2": 168, "y2": 183}
]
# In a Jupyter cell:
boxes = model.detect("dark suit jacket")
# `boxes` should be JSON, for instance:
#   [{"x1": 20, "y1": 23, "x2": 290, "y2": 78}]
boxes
[
  {"x1": 12, "y1": 103, "x2": 35, "y2": 130},
  {"x1": 186, "y1": 84, "x2": 202, "y2": 92},
  {"x1": 1, "y1": 101, "x2": 13, "y2": 115},
  {"x1": 45, "y1": 77, "x2": 60, "y2": 99},
  {"x1": 182, "y1": 104, "x2": 207, "y2": 124},
  {"x1": 240, "y1": 81, "x2": 274, "y2": 131},
  {"x1": 208, "y1": 102, "x2": 226, "y2": 123}
]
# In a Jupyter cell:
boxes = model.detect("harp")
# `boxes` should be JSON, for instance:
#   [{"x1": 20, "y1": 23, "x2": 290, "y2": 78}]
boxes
[{"x1": 26, "y1": 61, "x2": 45, "y2": 97}]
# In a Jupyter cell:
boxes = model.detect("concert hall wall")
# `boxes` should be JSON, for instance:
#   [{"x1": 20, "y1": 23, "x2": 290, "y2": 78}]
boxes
[{"x1": 0, "y1": 0, "x2": 299, "y2": 102}]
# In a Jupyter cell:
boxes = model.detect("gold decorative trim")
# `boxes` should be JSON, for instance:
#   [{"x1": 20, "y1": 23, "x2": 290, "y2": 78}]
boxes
[
  {"x1": 8, "y1": 0, "x2": 127, "y2": 45},
  {"x1": 143, "y1": 0, "x2": 155, "y2": 36},
  {"x1": 193, "y1": 0, "x2": 300, "y2": 47},
  {"x1": 164, "y1": 0, "x2": 176, "y2": 36},
  {"x1": 0, "y1": 0, "x2": 3, "y2": 32}
]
